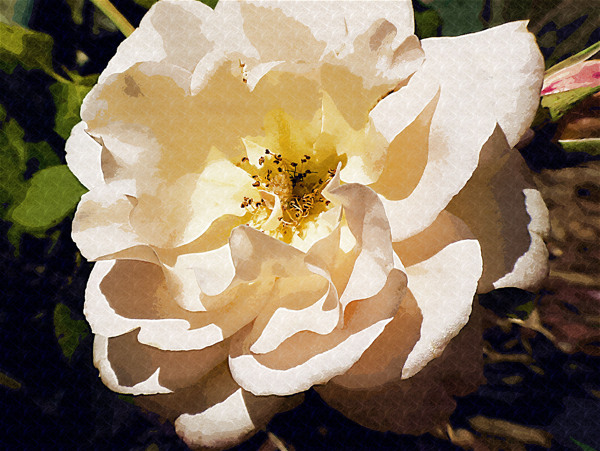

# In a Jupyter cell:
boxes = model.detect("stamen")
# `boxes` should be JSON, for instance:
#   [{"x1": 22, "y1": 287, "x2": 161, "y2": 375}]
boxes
[{"x1": 240, "y1": 149, "x2": 337, "y2": 240}]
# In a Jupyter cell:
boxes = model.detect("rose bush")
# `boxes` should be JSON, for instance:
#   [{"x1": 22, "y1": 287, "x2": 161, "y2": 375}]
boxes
[{"x1": 67, "y1": 0, "x2": 549, "y2": 448}]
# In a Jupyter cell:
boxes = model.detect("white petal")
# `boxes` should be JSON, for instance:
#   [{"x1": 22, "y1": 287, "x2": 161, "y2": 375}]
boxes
[
  {"x1": 175, "y1": 389, "x2": 255, "y2": 449},
  {"x1": 98, "y1": 0, "x2": 216, "y2": 83},
  {"x1": 93, "y1": 335, "x2": 172, "y2": 395},
  {"x1": 446, "y1": 126, "x2": 550, "y2": 292},
  {"x1": 373, "y1": 21, "x2": 544, "y2": 241},
  {"x1": 249, "y1": 282, "x2": 339, "y2": 355},
  {"x1": 324, "y1": 183, "x2": 394, "y2": 310},
  {"x1": 72, "y1": 182, "x2": 144, "y2": 260},
  {"x1": 65, "y1": 122, "x2": 103, "y2": 190},
  {"x1": 84, "y1": 261, "x2": 224, "y2": 351},
  {"x1": 493, "y1": 188, "x2": 550, "y2": 290},
  {"x1": 229, "y1": 317, "x2": 391, "y2": 396},
  {"x1": 402, "y1": 239, "x2": 483, "y2": 379}
]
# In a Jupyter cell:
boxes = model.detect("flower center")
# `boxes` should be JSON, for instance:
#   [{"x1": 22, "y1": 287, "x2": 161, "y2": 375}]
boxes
[{"x1": 238, "y1": 148, "x2": 336, "y2": 242}]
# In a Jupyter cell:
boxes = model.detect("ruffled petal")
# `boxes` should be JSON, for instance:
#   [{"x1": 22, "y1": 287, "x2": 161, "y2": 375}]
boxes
[
  {"x1": 84, "y1": 260, "x2": 225, "y2": 351},
  {"x1": 65, "y1": 122, "x2": 103, "y2": 190},
  {"x1": 98, "y1": 0, "x2": 220, "y2": 83},
  {"x1": 372, "y1": 21, "x2": 543, "y2": 241},
  {"x1": 229, "y1": 183, "x2": 406, "y2": 396},
  {"x1": 446, "y1": 126, "x2": 550, "y2": 292},
  {"x1": 85, "y1": 255, "x2": 293, "y2": 352},
  {"x1": 72, "y1": 182, "x2": 145, "y2": 260},
  {"x1": 93, "y1": 330, "x2": 228, "y2": 394},
  {"x1": 316, "y1": 303, "x2": 485, "y2": 435},
  {"x1": 135, "y1": 362, "x2": 302, "y2": 450},
  {"x1": 401, "y1": 239, "x2": 482, "y2": 379},
  {"x1": 331, "y1": 211, "x2": 476, "y2": 389}
]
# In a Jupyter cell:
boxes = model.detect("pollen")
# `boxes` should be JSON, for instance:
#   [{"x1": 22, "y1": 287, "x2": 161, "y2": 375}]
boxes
[{"x1": 238, "y1": 149, "x2": 336, "y2": 241}]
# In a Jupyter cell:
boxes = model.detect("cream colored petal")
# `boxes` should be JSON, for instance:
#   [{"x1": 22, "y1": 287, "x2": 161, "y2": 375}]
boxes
[
  {"x1": 230, "y1": 317, "x2": 392, "y2": 396},
  {"x1": 316, "y1": 303, "x2": 485, "y2": 435},
  {"x1": 446, "y1": 126, "x2": 549, "y2": 292},
  {"x1": 93, "y1": 330, "x2": 229, "y2": 394},
  {"x1": 402, "y1": 239, "x2": 482, "y2": 379},
  {"x1": 72, "y1": 182, "x2": 144, "y2": 261},
  {"x1": 324, "y1": 183, "x2": 395, "y2": 310},
  {"x1": 65, "y1": 122, "x2": 103, "y2": 190},
  {"x1": 135, "y1": 363, "x2": 300, "y2": 450},
  {"x1": 181, "y1": 158, "x2": 256, "y2": 245},
  {"x1": 227, "y1": 182, "x2": 406, "y2": 396},
  {"x1": 175, "y1": 389, "x2": 255, "y2": 449},
  {"x1": 331, "y1": 212, "x2": 477, "y2": 390},
  {"x1": 236, "y1": 0, "x2": 414, "y2": 65},
  {"x1": 493, "y1": 189, "x2": 550, "y2": 290},
  {"x1": 327, "y1": 288, "x2": 422, "y2": 390},
  {"x1": 98, "y1": 0, "x2": 219, "y2": 83},
  {"x1": 421, "y1": 22, "x2": 543, "y2": 148},
  {"x1": 229, "y1": 268, "x2": 407, "y2": 396},
  {"x1": 161, "y1": 245, "x2": 236, "y2": 312},
  {"x1": 372, "y1": 21, "x2": 543, "y2": 241},
  {"x1": 393, "y1": 210, "x2": 475, "y2": 268},
  {"x1": 249, "y1": 281, "x2": 339, "y2": 355},
  {"x1": 84, "y1": 260, "x2": 224, "y2": 351},
  {"x1": 228, "y1": 225, "x2": 310, "y2": 281},
  {"x1": 93, "y1": 335, "x2": 172, "y2": 395}
]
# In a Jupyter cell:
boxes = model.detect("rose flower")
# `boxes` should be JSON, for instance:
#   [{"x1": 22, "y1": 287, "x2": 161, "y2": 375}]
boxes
[{"x1": 67, "y1": 0, "x2": 549, "y2": 448}]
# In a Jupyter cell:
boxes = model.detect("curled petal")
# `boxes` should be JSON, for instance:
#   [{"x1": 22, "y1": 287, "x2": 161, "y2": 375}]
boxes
[
  {"x1": 84, "y1": 260, "x2": 224, "y2": 350},
  {"x1": 372, "y1": 21, "x2": 544, "y2": 241},
  {"x1": 229, "y1": 268, "x2": 407, "y2": 396},
  {"x1": 65, "y1": 122, "x2": 103, "y2": 190},
  {"x1": 72, "y1": 182, "x2": 144, "y2": 260},
  {"x1": 402, "y1": 239, "x2": 482, "y2": 379},
  {"x1": 446, "y1": 126, "x2": 550, "y2": 292},
  {"x1": 316, "y1": 303, "x2": 485, "y2": 435},
  {"x1": 135, "y1": 363, "x2": 302, "y2": 450},
  {"x1": 93, "y1": 330, "x2": 228, "y2": 394},
  {"x1": 492, "y1": 188, "x2": 550, "y2": 290}
]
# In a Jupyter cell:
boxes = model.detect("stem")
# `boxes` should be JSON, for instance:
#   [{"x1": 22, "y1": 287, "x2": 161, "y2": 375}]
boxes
[
  {"x1": 49, "y1": 70, "x2": 70, "y2": 84},
  {"x1": 89, "y1": 0, "x2": 135, "y2": 37}
]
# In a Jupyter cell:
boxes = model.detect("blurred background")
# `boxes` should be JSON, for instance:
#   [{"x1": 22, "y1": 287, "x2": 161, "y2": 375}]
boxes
[{"x1": 1, "y1": 0, "x2": 599, "y2": 449}]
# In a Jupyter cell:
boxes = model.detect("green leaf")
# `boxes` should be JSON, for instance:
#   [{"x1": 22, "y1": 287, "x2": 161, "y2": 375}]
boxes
[
  {"x1": 527, "y1": 0, "x2": 600, "y2": 69},
  {"x1": 26, "y1": 141, "x2": 61, "y2": 170},
  {"x1": 10, "y1": 165, "x2": 87, "y2": 231},
  {"x1": 415, "y1": 9, "x2": 442, "y2": 39},
  {"x1": 541, "y1": 85, "x2": 600, "y2": 121},
  {"x1": 117, "y1": 394, "x2": 136, "y2": 404},
  {"x1": 485, "y1": 0, "x2": 532, "y2": 27},
  {"x1": 515, "y1": 300, "x2": 535, "y2": 316},
  {"x1": 200, "y1": 0, "x2": 218, "y2": 9},
  {"x1": 0, "y1": 117, "x2": 28, "y2": 216},
  {"x1": 545, "y1": 40, "x2": 600, "y2": 77},
  {"x1": 571, "y1": 438, "x2": 598, "y2": 451},
  {"x1": 424, "y1": 0, "x2": 485, "y2": 36},
  {"x1": 0, "y1": 22, "x2": 54, "y2": 74},
  {"x1": 53, "y1": 303, "x2": 89, "y2": 361},
  {"x1": 0, "y1": 113, "x2": 61, "y2": 221},
  {"x1": 50, "y1": 73, "x2": 98, "y2": 139},
  {"x1": 559, "y1": 138, "x2": 600, "y2": 156}
]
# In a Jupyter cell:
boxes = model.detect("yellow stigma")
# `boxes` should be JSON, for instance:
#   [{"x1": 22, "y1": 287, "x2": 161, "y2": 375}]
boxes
[
  {"x1": 237, "y1": 106, "x2": 346, "y2": 243},
  {"x1": 238, "y1": 148, "x2": 335, "y2": 242}
]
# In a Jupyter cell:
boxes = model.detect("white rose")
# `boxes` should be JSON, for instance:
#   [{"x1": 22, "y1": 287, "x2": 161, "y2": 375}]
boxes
[{"x1": 66, "y1": 0, "x2": 549, "y2": 448}]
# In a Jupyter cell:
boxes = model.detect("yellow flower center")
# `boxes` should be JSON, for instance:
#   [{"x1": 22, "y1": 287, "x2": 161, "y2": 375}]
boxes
[{"x1": 238, "y1": 149, "x2": 336, "y2": 241}]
